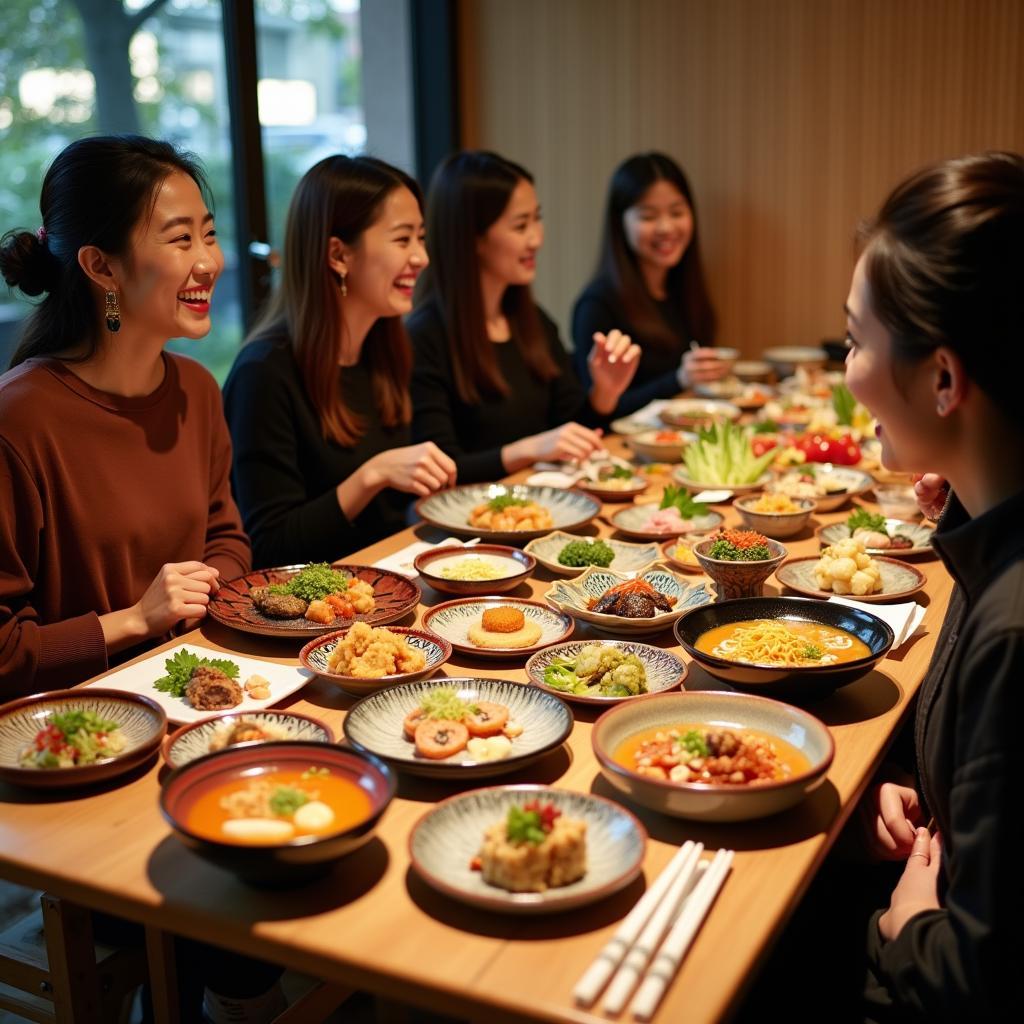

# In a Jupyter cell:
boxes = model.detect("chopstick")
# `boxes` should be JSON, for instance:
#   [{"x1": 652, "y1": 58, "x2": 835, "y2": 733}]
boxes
[
  {"x1": 629, "y1": 848, "x2": 735, "y2": 1021},
  {"x1": 572, "y1": 841, "x2": 701, "y2": 1008},
  {"x1": 600, "y1": 842, "x2": 704, "y2": 1013}
]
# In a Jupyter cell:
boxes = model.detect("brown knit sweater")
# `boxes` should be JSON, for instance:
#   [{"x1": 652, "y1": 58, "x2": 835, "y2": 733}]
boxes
[{"x1": 0, "y1": 353, "x2": 251, "y2": 695}]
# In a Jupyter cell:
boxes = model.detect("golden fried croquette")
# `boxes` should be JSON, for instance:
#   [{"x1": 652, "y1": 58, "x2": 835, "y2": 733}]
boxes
[
  {"x1": 481, "y1": 607, "x2": 525, "y2": 633},
  {"x1": 326, "y1": 621, "x2": 427, "y2": 678}
]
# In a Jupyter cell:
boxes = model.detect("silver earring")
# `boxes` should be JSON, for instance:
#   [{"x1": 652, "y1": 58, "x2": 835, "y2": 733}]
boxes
[{"x1": 105, "y1": 290, "x2": 121, "y2": 333}]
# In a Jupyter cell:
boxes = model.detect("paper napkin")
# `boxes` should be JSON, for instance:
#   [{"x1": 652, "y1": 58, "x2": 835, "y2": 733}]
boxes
[
  {"x1": 828, "y1": 596, "x2": 926, "y2": 649},
  {"x1": 372, "y1": 536, "x2": 476, "y2": 578}
]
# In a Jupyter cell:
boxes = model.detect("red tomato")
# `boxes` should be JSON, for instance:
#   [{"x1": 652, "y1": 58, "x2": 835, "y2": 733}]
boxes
[
  {"x1": 751, "y1": 437, "x2": 779, "y2": 458},
  {"x1": 795, "y1": 433, "x2": 862, "y2": 465}
]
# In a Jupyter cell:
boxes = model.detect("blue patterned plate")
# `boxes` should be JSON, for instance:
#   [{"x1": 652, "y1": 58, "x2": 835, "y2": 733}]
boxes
[
  {"x1": 409, "y1": 784, "x2": 646, "y2": 913},
  {"x1": 415, "y1": 484, "x2": 600, "y2": 542},
  {"x1": 525, "y1": 640, "x2": 687, "y2": 706},
  {"x1": 817, "y1": 519, "x2": 935, "y2": 557},
  {"x1": 524, "y1": 531, "x2": 660, "y2": 577},
  {"x1": 545, "y1": 565, "x2": 713, "y2": 637},
  {"x1": 421, "y1": 598, "x2": 573, "y2": 658},
  {"x1": 342, "y1": 678, "x2": 573, "y2": 779},
  {"x1": 609, "y1": 503, "x2": 724, "y2": 541}
]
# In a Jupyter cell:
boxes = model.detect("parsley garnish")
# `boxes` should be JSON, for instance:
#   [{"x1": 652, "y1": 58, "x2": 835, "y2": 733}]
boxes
[{"x1": 153, "y1": 649, "x2": 240, "y2": 698}]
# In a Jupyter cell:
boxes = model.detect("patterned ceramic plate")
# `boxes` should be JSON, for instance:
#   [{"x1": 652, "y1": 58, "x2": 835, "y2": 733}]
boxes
[
  {"x1": 575, "y1": 474, "x2": 649, "y2": 501},
  {"x1": 817, "y1": 520, "x2": 935, "y2": 557},
  {"x1": 84, "y1": 643, "x2": 312, "y2": 724},
  {"x1": 524, "y1": 531, "x2": 660, "y2": 577},
  {"x1": 776, "y1": 556, "x2": 927, "y2": 603},
  {"x1": 342, "y1": 678, "x2": 573, "y2": 779},
  {"x1": 765, "y1": 467, "x2": 874, "y2": 512},
  {"x1": 0, "y1": 689, "x2": 166, "y2": 788},
  {"x1": 525, "y1": 640, "x2": 687, "y2": 706},
  {"x1": 415, "y1": 485, "x2": 600, "y2": 542},
  {"x1": 545, "y1": 565, "x2": 713, "y2": 637},
  {"x1": 421, "y1": 598, "x2": 574, "y2": 659},
  {"x1": 208, "y1": 565, "x2": 421, "y2": 639},
  {"x1": 659, "y1": 398, "x2": 742, "y2": 429},
  {"x1": 609, "y1": 503, "x2": 724, "y2": 541},
  {"x1": 658, "y1": 536, "x2": 712, "y2": 574},
  {"x1": 162, "y1": 710, "x2": 333, "y2": 769},
  {"x1": 299, "y1": 627, "x2": 451, "y2": 696},
  {"x1": 409, "y1": 784, "x2": 646, "y2": 913},
  {"x1": 624, "y1": 429, "x2": 697, "y2": 463}
]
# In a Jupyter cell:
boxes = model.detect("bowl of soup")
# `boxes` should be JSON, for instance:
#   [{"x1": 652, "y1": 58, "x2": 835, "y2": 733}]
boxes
[
  {"x1": 160, "y1": 741, "x2": 395, "y2": 885},
  {"x1": 673, "y1": 596, "x2": 894, "y2": 699},
  {"x1": 592, "y1": 691, "x2": 834, "y2": 821}
]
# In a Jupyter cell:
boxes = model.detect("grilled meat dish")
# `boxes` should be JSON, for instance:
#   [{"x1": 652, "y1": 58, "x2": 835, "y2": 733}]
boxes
[
  {"x1": 249, "y1": 586, "x2": 309, "y2": 619},
  {"x1": 588, "y1": 579, "x2": 676, "y2": 618}
]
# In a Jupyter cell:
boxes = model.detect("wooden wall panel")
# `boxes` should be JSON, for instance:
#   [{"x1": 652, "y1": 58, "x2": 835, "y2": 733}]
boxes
[{"x1": 458, "y1": 0, "x2": 1024, "y2": 355}]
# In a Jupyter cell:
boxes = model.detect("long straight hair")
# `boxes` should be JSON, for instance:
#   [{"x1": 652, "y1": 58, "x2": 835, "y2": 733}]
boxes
[
  {"x1": 415, "y1": 150, "x2": 558, "y2": 404},
  {"x1": 1, "y1": 135, "x2": 212, "y2": 368},
  {"x1": 595, "y1": 152, "x2": 716, "y2": 349},
  {"x1": 247, "y1": 155, "x2": 418, "y2": 446}
]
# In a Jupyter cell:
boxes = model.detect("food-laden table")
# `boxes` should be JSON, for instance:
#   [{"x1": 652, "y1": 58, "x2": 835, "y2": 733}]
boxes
[{"x1": 0, "y1": 456, "x2": 951, "y2": 1024}]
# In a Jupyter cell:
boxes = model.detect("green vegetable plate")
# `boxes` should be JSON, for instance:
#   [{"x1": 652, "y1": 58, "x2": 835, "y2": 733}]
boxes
[
  {"x1": 673, "y1": 469, "x2": 771, "y2": 496},
  {"x1": 816, "y1": 519, "x2": 935, "y2": 557},
  {"x1": 83, "y1": 644, "x2": 313, "y2": 724},
  {"x1": 208, "y1": 565, "x2": 422, "y2": 639},
  {"x1": 524, "y1": 531, "x2": 660, "y2": 577},
  {"x1": 525, "y1": 640, "x2": 688, "y2": 706}
]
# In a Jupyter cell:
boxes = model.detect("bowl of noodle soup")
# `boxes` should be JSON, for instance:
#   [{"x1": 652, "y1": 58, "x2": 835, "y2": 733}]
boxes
[{"x1": 673, "y1": 597, "x2": 893, "y2": 699}]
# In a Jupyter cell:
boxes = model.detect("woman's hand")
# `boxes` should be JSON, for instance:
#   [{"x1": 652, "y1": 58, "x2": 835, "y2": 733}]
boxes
[
  {"x1": 501, "y1": 421, "x2": 605, "y2": 472},
  {"x1": 865, "y1": 781, "x2": 925, "y2": 861},
  {"x1": 677, "y1": 346, "x2": 731, "y2": 388},
  {"x1": 363, "y1": 442, "x2": 457, "y2": 497},
  {"x1": 587, "y1": 330, "x2": 641, "y2": 413},
  {"x1": 878, "y1": 828, "x2": 943, "y2": 941},
  {"x1": 913, "y1": 473, "x2": 949, "y2": 520}
]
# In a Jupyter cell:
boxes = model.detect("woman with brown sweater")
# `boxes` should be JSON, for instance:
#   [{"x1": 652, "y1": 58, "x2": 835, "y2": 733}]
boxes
[{"x1": 0, "y1": 136, "x2": 250, "y2": 696}]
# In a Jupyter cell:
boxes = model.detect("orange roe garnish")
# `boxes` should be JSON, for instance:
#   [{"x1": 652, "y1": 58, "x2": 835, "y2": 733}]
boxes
[{"x1": 716, "y1": 528, "x2": 770, "y2": 550}]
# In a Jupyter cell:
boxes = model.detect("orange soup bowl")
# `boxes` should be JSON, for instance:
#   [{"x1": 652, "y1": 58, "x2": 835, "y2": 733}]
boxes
[
  {"x1": 592, "y1": 690, "x2": 834, "y2": 822},
  {"x1": 673, "y1": 596, "x2": 894, "y2": 700},
  {"x1": 160, "y1": 741, "x2": 395, "y2": 886}
]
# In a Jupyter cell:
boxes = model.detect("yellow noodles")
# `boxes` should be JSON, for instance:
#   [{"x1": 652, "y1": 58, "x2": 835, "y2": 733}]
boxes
[{"x1": 694, "y1": 619, "x2": 870, "y2": 667}]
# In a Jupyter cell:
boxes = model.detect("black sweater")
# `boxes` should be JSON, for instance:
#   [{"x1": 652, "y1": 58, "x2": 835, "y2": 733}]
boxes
[
  {"x1": 571, "y1": 275, "x2": 691, "y2": 416},
  {"x1": 222, "y1": 335, "x2": 412, "y2": 567},
  {"x1": 408, "y1": 299, "x2": 596, "y2": 483}
]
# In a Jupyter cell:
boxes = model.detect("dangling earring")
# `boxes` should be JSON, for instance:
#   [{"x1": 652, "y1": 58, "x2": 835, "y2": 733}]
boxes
[
  {"x1": 339, "y1": 274, "x2": 348, "y2": 298},
  {"x1": 105, "y1": 290, "x2": 121, "y2": 334}
]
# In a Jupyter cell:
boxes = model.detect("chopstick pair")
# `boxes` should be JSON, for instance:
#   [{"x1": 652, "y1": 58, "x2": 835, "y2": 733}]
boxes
[{"x1": 572, "y1": 842, "x2": 734, "y2": 1018}]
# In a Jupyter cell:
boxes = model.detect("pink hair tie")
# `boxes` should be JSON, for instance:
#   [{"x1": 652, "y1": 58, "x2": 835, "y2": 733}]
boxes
[{"x1": 36, "y1": 226, "x2": 47, "y2": 244}]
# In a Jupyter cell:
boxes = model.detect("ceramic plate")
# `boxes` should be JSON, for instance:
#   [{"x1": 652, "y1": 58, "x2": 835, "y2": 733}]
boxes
[
  {"x1": 624, "y1": 429, "x2": 697, "y2": 463},
  {"x1": 609, "y1": 503, "x2": 724, "y2": 541},
  {"x1": 0, "y1": 689, "x2": 166, "y2": 788},
  {"x1": 525, "y1": 640, "x2": 687, "y2": 706},
  {"x1": 817, "y1": 520, "x2": 935, "y2": 557},
  {"x1": 659, "y1": 536, "x2": 712, "y2": 574},
  {"x1": 409, "y1": 785, "x2": 646, "y2": 913},
  {"x1": 575, "y1": 474, "x2": 649, "y2": 501},
  {"x1": 162, "y1": 710, "x2": 333, "y2": 769},
  {"x1": 342, "y1": 678, "x2": 573, "y2": 779},
  {"x1": 421, "y1": 598, "x2": 574, "y2": 658},
  {"x1": 84, "y1": 643, "x2": 312, "y2": 723},
  {"x1": 776, "y1": 556, "x2": 927, "y2": 602},
  {"x1": 299, "y1": 627, "x2": 451, "y2": 696},
  {"x1": 545, "y1": 565, "x2": 713, "y2": 637},
  {"x1": 659, "y1": 398, "x2": 742, "y2": 428},
  {"x1": 524, "y1": 531, "x2": 659, "y2": 577},
  {"x1": 208, "y1": 565, "x2": 421, "y2": 639},
  {"x1": 672, "y1": 470, "x2": 772, "y2": 496},
  {"x1": 415, "y1": 485, "x2": 600, "y2": 542},
  {"x1": 412, "y1": 545, "x2": 534, "y2": 595},
  {"x1": 766, "y1": 467, "x2": 874, "y2": 512}
]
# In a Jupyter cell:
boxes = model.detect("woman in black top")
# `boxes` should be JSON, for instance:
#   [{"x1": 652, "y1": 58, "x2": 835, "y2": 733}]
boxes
[
  {"x1": 572, "y1": 152, "x2": 728, "y2": 416},
  {"x1": 224, "y1": 156, "x2": 455, "y2": 566},
  {"x1": 844, "y1": 152, "x2": 1024, "y2": 1018},
  {"x1": 408, "y1": 150, "x2": 640, "y2": 483}
]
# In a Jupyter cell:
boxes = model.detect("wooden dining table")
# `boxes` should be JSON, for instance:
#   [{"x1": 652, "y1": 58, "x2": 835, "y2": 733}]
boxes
[{"x1": 0, "y1": 454, "x2": 952, "y2": 1024}]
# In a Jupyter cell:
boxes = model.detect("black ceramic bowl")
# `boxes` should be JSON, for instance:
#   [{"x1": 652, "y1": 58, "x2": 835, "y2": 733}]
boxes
[
  {"x1": 673, "y1": 596, "x2": 894, "y2": 699},
  {"x1": 160, "y1": 741, "x2": 395, "y2": 886}
]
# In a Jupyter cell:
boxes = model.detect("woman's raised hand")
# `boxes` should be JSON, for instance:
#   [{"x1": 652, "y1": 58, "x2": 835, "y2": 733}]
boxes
[
  {"x1": 678, "y1": 346, "x2": 730, "y2": 387},
  {"x1": 587, "y1": 330, "x2": 641, "y2": 412},
  {"x1": 365, "y1": 442, "x2": 457, "y2": 497},
  {"x1": 135, "y1": 561, "x2": 220, "y2": 637},
  {"x1": 913, "y1": 473, "x2": 949, "y2": 520},
  {"x1": 530, "y1": 421, "x2": 605, "y2": 464}
]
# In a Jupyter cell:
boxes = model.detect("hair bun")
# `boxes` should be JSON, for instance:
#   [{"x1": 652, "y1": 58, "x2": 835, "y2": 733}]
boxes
[{"x1": 0, "y1": 229, "x2": 55, "y2": 297}]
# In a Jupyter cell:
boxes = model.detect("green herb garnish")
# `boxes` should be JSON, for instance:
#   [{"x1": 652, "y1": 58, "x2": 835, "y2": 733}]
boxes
[
  {"x1": 832, "y1": 383, "x2": 857, "y2": 427},
  {"x1": 708, "y1": 538, "x2": 772, "y2": 561},
  {"x1": 604, "y1": 464, "x2": 635, "y2": 480},
  {"x1": 154, "y1": 649, "x2": 240, "y2": 698},
  {"x1": 505, "y1": 805, "x2": 547, "y2": 845},
  {"x1": 659, "y1": 484, "x2": 709, "y2": 519},
  {"x1": 267, "y1": 563, "x2": 349, "y2": 602},
  {"x1": 679, "y1": 730, "x2": 710, "y2": 757},
  {"x1": 846, "y1": 507, "x2": 887, "y2": 533},
  {"x1": 752, "y1": 420, "x2": 780, "y2": 434},
  {"x1": 419, "y1": 688, "x2": 479, "y2": 722},
  {"x1": 557, "y1": 539, "x2": 615, "y2": 568},
  {"x1": 801, "y1": 645, "x2": 824, "y2": 661},
  {"x1": 49, "y1": 709, "x2": 120, "y2": 737},
  {"x1": 269, "y1": 786, "x2": 310, "y2": 817},
  {"x1": 487, "y1": 494, "x2": 530, "y2": 512}
]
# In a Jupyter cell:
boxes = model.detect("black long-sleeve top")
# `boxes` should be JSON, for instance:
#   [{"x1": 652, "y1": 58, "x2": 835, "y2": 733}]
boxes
[
  {"x1": 408, "y1": 299, "x2": 597, "y2": 483},
  {"x1": 222, "y1": 334, "x2": 412, "y2": 567},
  {"x1": 571, "y1": 275, "x2": 691, "y2": 416},
  {"x1": 863, "y1": 487, "x2": 1024, "y2": 1020}
]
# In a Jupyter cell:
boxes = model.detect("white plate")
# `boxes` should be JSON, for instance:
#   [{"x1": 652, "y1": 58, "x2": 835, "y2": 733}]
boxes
[
  {"x1": 85, "y1": 644, "x2": 312, "y2": 724},
  {"x1": 524, "y1": 531, "x2": 660, "y2": 577}
]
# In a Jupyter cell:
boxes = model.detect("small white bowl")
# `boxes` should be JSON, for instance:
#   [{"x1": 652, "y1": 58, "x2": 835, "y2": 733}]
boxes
[{"x1": 734, "y1": 495, "x2": 817, "y2": 538}]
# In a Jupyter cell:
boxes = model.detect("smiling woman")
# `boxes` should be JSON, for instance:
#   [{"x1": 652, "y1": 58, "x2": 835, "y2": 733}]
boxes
[{"x1": 0, "y1": 135, "x2": 250, "y2": 695}]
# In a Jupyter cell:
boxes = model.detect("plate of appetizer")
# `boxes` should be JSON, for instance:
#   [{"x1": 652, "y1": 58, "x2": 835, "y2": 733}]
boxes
[
  {"x1": 409, "y1": 784, "x2": 646, "y2": 913},
  {"x1": 659, "y1": 535, "x2": 713, "y2": 573},
  {"x1": 412, "y1": 545, "x2": 534, "y2": 595},
  {"x1": 545, "y1": 565, "x2": 712, "y2": 637},
  {"x1": 524, "y1": 531, "x2": 659, "y2": 577},
  {"x1": 674, "y1": 421, "x2": 777, "y2": 494},
  {"x1": 0, "y1": 689, "x2": 166, "y2": 788},
  {"x1": 416, "y1": 484, "x2": 600, "y2": 542},
  {"x1": 624, "y1": 428, "x2": 696, "y2": 463},
  {"x1": 817, "y1": 508, "x2": 935, "y2": 557},
  {"x1": 342, "y1": 679, "x2": 573, "y2": 779},
  {"x1": 299, "y1": 625, "x2": 451, "y2": 696},
  {"x1": 776, "y1": 537, "x2": 927, "y2": 603},
  {"x1": 525, "y1": 640, "x2": 687, "y2": 706},
  {"x1": 208, "y1": 563, "x2": 421, "y2": 639},
  {"x1": 421, "y1": 598, "x2": 573, "y2": 659},
  {"x1": 84, "y1": 644, "x2": 313, "y2": 723},
  {"x1": 659, "y1": 398, "x2": 742, "y2": 430},
  {"x1": 609, "y1": 486, "x2": 723, "y2": 540},
  {"x1": 162, "y1": 710, "x2": 333, "y2": 769},
  {"x1": 575, "y1": 462, "x2": 649, "y2": 501},
  {"x1": 765, "y1": 465, "x2": 873, "y2": 512}
]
